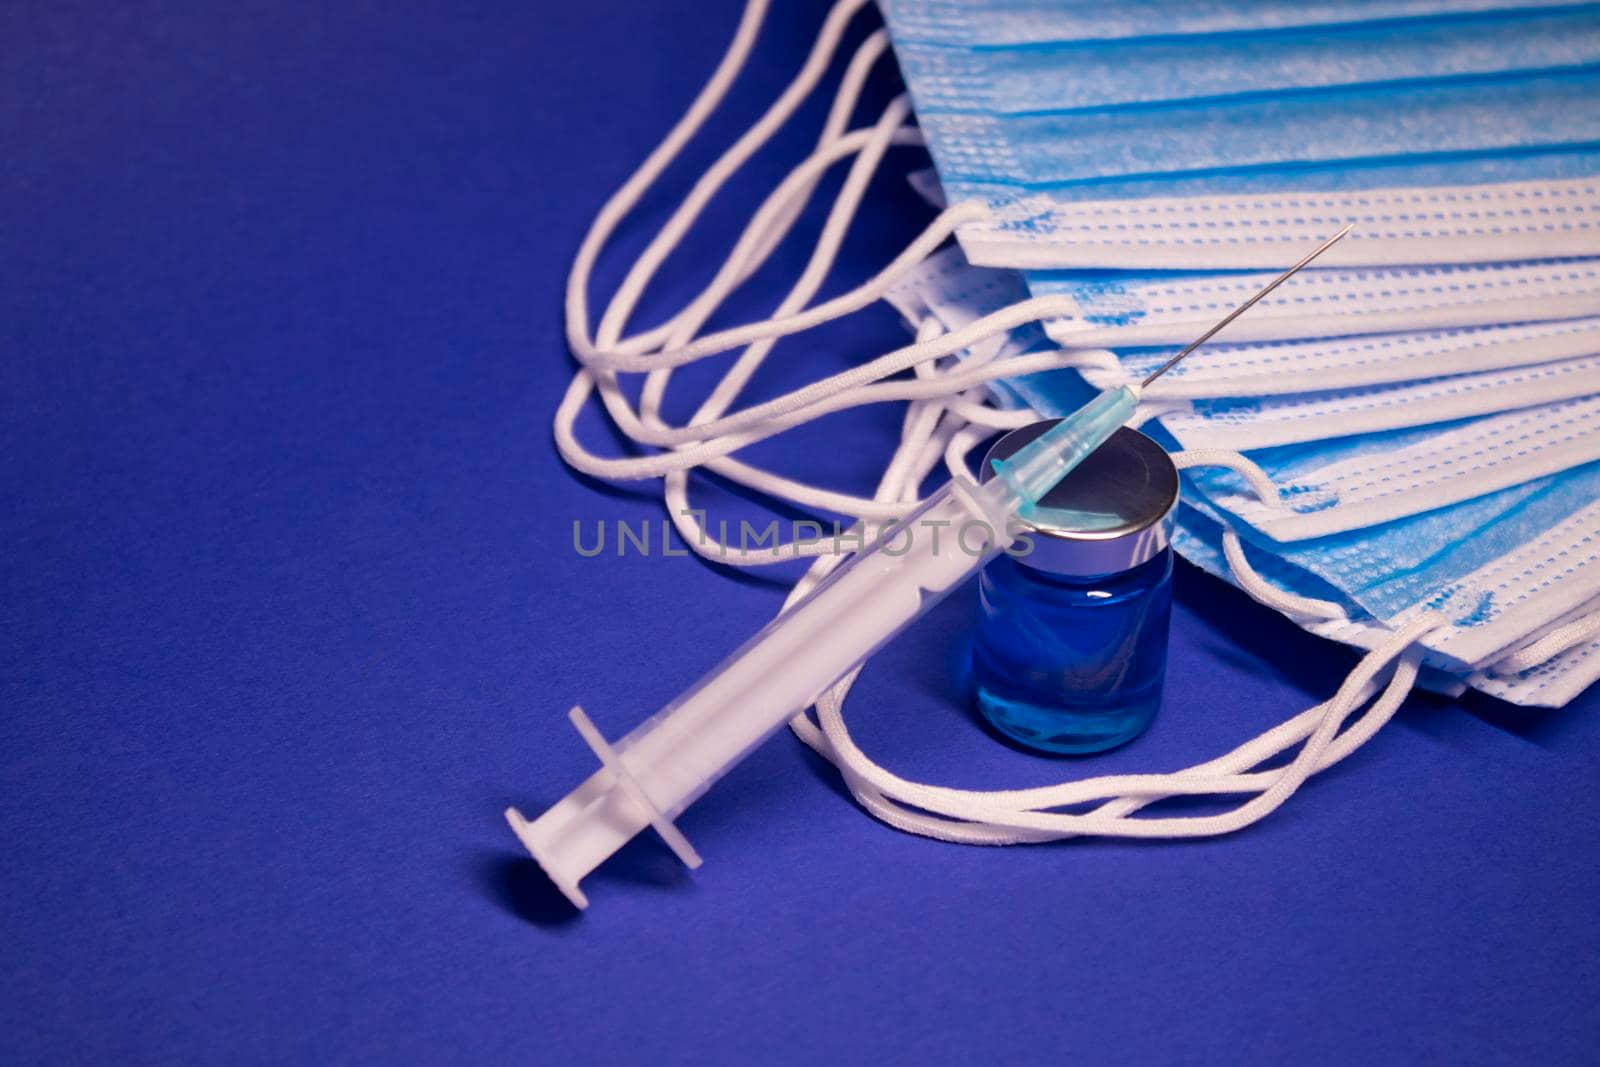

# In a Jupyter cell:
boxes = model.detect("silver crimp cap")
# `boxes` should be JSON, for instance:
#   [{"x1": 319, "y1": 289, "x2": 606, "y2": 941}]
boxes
[{"x1": 982, "y1": 420, "x2": 1179, "y2": 578}]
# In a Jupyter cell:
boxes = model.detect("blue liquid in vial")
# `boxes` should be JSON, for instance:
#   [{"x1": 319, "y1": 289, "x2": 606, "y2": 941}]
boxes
[{"x1": 974, "y1": 548, "x2": 1173, "y2": 754}]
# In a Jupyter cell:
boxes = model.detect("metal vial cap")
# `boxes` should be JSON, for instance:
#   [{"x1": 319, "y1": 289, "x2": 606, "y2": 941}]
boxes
[{"x1": 981, "y1": 420, "x2": 1179, "y2": 578}]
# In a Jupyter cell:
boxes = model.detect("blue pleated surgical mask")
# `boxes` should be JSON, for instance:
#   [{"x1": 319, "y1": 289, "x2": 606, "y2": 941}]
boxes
[
  {"x1": 891, "y1": 7, "x2": 1600, "y2": 114},
  {"x1": 887, "y1": 247, "x2": 1600, "y2": 399},
  {"x1": 880, "y1": 0, "x2": 1599, "y2": 47},
  {"x1": 1171, "y1": 398, "x2": 1600, "y2": 540},
  {"x1": 882, "y1": 245, "x2": 1600, "y2": 703},
  {"x1": 1086, "y1": 319, "x2": 1600, "y2": 399},
  {"x1": 1150, "y1": 357, "x2": 1600, "y2": 453},
  {"x1": 1014, "y1": 379, "x2": 1600, "y2": 542},
  {"x1": 893, "y1": 248, "x2": 1600, "y2": 502},
  {"x1": 1168, "y1": 499, "x2": 1600, "y2": 708},
  {"x1": 881, "y1": 0, "x2": 1600, "y2": 268},
  {"x1": 1025, "y1": 258, "x2": 1600, "y2": 347}
]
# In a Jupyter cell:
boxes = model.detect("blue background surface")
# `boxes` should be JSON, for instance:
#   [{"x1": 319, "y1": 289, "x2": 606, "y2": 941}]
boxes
[{"x1": 4, "y1": 2, "x2": 1598, "y2": 1063}]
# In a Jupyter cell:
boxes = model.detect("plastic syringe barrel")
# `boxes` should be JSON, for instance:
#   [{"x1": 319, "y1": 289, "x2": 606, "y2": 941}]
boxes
[{"x1": 515, "y1": 475, "x2": 1015, "y2": 906}]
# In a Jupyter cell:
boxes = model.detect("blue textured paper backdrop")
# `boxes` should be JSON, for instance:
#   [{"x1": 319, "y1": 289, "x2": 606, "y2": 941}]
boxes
[{"x1": 3, "y1": 2, "x2": 1597, "y2": 1063}]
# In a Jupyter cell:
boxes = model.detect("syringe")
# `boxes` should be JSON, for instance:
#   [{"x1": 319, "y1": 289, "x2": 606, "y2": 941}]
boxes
[{"x1": 509, "y1": 226, "x2": 1350, "y2": 909}]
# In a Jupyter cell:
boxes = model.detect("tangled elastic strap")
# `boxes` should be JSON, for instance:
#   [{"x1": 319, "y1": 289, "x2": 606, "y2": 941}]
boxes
[{"x1": 559, "y1": 0, "x2": 1483, "y2": 844}]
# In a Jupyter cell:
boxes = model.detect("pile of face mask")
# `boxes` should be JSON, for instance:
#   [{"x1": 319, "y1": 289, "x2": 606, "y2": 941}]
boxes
[
  {"x1": 877, "y1": 0, "x2": 1600, "y2": 709},
  {"x1": 557, "y1": 0, "x2": 1600, "y2": 848}
]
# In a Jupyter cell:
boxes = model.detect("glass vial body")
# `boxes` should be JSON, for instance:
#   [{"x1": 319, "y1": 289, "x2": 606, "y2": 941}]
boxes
[
  {"x1": 975, "y1": 548, "x2": 1173, "y2": 754},
  {"x1": 973, "y1": 423, "x2": 1178, "y2": 755}
]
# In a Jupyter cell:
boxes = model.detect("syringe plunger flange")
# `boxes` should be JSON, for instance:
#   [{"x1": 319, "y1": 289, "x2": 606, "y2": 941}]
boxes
[{"x1": 504, "y1": 705, "x2": 701, "y2": 910}]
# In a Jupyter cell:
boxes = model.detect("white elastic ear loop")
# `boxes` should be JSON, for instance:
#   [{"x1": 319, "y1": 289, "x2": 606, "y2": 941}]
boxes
[
  {"x1": 553, "y1": 0, "x2": 1046, "y2": 540},
  {"x1": 639, "y1": 32, "x2": 898, "y2": 428},
  {"x1": 554, "y1": 51, "x2": 986, "y2": 563},
  {"x1": 649, "y1": 97, "x2": 916, "y2": 565},
  {"x1": 797, "y1": 589, "x2": 1437, "y2": 843},
  {"x1": 660, "y1": 382, "x2": 979, "y2": 565},
  {"x1": 1219, "y1": 531, "x2": 1349, "y2": 622},
  {"x1": 570, "y1": 0, "x2": 869, "y2": 360},
  {"x1": 586, "y1": 123, "x2": 935, "y2": 370},
  {"x1": 582, "y1": 122, "x2": 927, "y2": 468},
  {"x1": 744, "y1": 28, "x2": 892, "y2": 272},
  {"x1": 832, "y1": 612, "x2": 1433, "y2": 837},
  {"x1": 589, "y1": 110, "x2": 924, "y2": 444},
  {"x1": 1170, "y1": 448, "x2": 1279, "y2": 506},
  {"x1": 564, "y1": 0, "x2": 770, "y2": 358},
  {"x1": 592, "y1": 0, "x2": 874, "y2": 352},
  {"x1": 822, "y1": 652, "x2": 1423, "y2": 845},
  {"x1": 617, "y1": 121, "x2": 928, "y2": 375},
  {"x1": 665, "y1": 369, "x2": 962, "y2": 566},
  {"x1": 553, "y1": 337, "x2": 1093, "y2": 483},
  {"x1": 655, "y1": 331, "x2": 951, "y2": 569},
  {"x1": 644, "y1": 27, "x2": 895, "y2": 367},
  {"x1": 651, "y1": 307, "x2": 1048, "y2": 564},
  {"x1": 1169, "y1": 449, "x2": 1349, "y2": 621},
  {"x1": 553, "y1": 0, "x2": 1036, "y2": 547},
  {"x1": 577, "y1": 200, "x2": 1001, "y2": 372},
  {"x1": 592, "y1": 295, "x2": 1075, "y2": 452},
  {"x1": 790, "y1": 621, "x2": 1414, "y2": 845},
  {"x1": 1490, "y1": 603, "x2": 1600, "y2": 675},
  {"x1": 944, "y1": 421, "x2": 1003, "y2": 482},
  {"x1": 656, "y1": 101, "x2": 914, "y2": 394},
  {"x1": 650, "y1": 38, "x2": 901, "y2": 365}
]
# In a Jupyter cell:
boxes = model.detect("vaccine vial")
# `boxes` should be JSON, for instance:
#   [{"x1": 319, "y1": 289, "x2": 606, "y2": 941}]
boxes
[{"x1": 974, "y1": 422, "x2": 1178, "y2": 755}]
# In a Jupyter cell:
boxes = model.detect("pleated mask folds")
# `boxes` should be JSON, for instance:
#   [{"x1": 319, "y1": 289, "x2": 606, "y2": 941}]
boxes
[{"x1": 882, "y1": 0, "x2": 1600, "y2": 268}]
